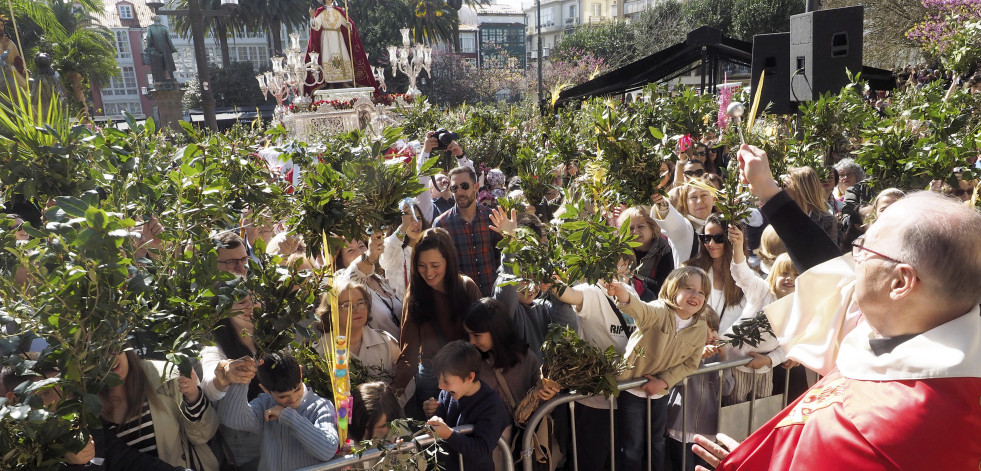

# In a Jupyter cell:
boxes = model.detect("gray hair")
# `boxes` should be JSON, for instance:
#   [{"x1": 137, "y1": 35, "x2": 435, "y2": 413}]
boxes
[
  {"x1": 833, "y1": 158, "x2": 865, "y2": 181},
  {"x1": 894, "y1": 191, "x2": 981, "y2": 305}
]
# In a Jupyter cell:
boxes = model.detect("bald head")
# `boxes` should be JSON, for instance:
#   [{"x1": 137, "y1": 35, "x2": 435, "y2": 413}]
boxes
[{"x1": 886, "y1": 192, "x2": 981, "y2": 306}]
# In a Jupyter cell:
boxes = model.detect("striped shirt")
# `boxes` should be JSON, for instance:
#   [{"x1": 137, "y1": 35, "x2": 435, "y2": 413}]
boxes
[
  {"x1": 110, "y1": 387, "x2": 209, "y2": 457},
  {"x1": 219, "y1": 383, "x2": 339, "y2": 471},
  {"x1": 113, "y1": 401, "x2": 157, "y2": 456}
]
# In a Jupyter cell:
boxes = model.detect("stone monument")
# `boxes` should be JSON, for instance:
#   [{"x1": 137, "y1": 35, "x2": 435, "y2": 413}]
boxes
[{"x1": 143, "y1": 16, "x2": 184, "y2": 131}]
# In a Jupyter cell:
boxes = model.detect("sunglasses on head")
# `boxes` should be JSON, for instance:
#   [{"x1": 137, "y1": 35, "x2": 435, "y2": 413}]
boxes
[
  {"x1": 449, "y1": 182, "x2": 471, "y2": 192},
  {"x1": 684, "y1": 169, "x2": 706, "y2": 177},
  {"x1": 698, "y1": 233, "x2": 726, "y2": 244}
]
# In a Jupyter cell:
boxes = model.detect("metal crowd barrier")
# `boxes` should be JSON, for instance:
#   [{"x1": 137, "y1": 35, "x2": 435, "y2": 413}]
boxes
[
  {"x1": 520, "y1": 357, "x2": 793, "y2": 471},
  {"x1": 295, "y1": 423, "x2": 515, "y2": 471}
]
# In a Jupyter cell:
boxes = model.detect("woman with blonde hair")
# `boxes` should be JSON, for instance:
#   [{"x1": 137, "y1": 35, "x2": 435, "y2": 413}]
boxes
[
  {"x1": 865, "y1": 188, "x2": 905, "y2": 226},
  {"x1": 653, "y1": 175, "x2": 719, "y2": 267},
  {"x1": 617, "y1": 206, "x2": 674, "y2": 301},
  {"x1": 753, "y1": 225, "x2": 786, "y2": 277},
  {"x1": 726, "y1": 225, "x2": 797, "y2": 404},
  {"x1": 783, "y1": 167, "x2": 838, "y2": 243}
]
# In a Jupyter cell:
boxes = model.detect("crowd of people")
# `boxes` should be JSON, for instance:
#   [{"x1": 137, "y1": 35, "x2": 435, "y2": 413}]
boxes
[{"x1": 2, "y1": 120, "x2": 980, "y2": 471}]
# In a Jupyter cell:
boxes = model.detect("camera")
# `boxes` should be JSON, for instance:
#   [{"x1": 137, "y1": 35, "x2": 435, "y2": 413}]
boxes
[{"x1": 432, "y1": 128, "x2": 459, "y2": 151}]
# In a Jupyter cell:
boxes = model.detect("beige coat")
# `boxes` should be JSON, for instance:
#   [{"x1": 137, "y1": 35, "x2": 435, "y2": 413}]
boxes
[
  {"x1": 143, "y1": 360, "x2": 220, "y2": 471},
  {"x1": 617, "y1": 296, "x2": 707, "y2": 391}
]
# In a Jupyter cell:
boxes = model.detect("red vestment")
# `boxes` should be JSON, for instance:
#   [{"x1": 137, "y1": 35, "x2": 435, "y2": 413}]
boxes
[
  {"x1": 718, "y1": 369, "x2": 981, "y2": 470},
  {"x1": 303, "y1": 6, "x2": 378, "y2": 96}
]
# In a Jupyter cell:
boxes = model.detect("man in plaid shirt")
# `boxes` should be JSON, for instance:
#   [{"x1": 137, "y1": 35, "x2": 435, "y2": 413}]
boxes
[{"x1": 433, "y1": 166, "x2": 502, "y2": 296}]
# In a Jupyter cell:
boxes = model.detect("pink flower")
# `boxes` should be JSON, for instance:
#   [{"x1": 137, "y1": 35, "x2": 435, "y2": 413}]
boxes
[{"x1": 678, "y1": 134, "x2": 694, "y2": 152}]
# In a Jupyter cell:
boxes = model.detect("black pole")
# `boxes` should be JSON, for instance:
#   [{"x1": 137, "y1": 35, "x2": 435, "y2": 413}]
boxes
[
  {"x1": 805, "y1": 0, "x2": 820, "y2": 12},
  {"x1": 536, "y1": 0, "x2": 543, "y2": 107},
  {"x1": 189, "y1": 0, "x2": 218, "y2": 130}
]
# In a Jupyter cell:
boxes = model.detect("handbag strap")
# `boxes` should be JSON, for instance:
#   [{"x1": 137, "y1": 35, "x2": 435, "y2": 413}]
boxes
[
  {"x1": 492, "y1": 366, "x2": 517, "y2": 412},
  {"x1": 605, "y1": 295, "x2": 632, "y2": 338}
]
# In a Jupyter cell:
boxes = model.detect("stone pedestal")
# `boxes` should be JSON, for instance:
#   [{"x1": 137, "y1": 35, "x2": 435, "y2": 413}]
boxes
[{"x1": 148, "y1": 87, "x2": 185, "y2": 132}]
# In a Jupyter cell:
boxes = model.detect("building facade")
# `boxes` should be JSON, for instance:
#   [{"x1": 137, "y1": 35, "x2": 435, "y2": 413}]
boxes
[
  {"x1": 92, "y1": 0, "x2": 302, "y2": 121},
  {"x1": 91, "y1": 0, "x2": 156, "y2": 119},
  {"x1": 523, "y1": 0, "x2": 618, "y2": 67}
]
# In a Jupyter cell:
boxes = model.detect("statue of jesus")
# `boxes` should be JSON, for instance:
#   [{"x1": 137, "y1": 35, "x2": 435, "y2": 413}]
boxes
[{"x1": 303, "y1": 4, "x2": 378, "y2": 96}]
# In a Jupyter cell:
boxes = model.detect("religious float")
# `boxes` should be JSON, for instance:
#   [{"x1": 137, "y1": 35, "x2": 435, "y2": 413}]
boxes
[{"x1": 256, "y1": 6, "x2": 430, "y2": 143}]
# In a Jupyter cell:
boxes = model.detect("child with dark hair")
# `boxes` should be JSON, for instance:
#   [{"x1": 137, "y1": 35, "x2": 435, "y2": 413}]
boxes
[
  {"x1": 464, "y1": 298, "x2": 552, "y2": 471},
  {"x1": 219, "y1": 352, "x2": 339, "y2": 471},
  {"x1": 350, "y1": 382, "x2": 404, "y2": 441},
  {"x1": 426, "y1": 341, "x2": 508, "y2": 471},
  {"x1": 464, "y1": 298, "x2": 543, "y2": 413}
]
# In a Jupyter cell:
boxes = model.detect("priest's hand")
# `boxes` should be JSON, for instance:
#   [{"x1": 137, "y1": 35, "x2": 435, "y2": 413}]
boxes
[
  {"x1": 736, "y1": 144, "x2": 781, "y2": 204},
  {"x1": 692, "y1": 433, "x2": 740, "y2": 470}
]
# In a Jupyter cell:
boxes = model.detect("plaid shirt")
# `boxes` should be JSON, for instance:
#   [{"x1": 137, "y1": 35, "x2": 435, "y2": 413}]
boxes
[{"x1": 433, "y1": 204, "x2": 502, "y2": 296}]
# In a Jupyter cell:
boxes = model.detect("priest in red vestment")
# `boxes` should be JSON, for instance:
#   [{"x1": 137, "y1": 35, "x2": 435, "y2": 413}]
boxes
[
  {"x1": 303, "y1": 4, "x2": 378, "y2": 96},
  {"x1": 693, "y1": 144, "x2": 981, "y2": 471}
]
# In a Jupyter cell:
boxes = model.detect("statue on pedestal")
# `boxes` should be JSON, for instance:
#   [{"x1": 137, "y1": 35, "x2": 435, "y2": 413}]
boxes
[
  {"x1": 143, "y1": 16, "x2": 178, "y2": 89},
  {"x1": 303, "y1": 4, "x2": 378, "y2": 95}
]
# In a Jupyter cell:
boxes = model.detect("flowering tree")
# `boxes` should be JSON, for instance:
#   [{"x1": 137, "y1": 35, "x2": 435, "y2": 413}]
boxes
[
  {"x1": 527, "y1": 49, "x2": 608, "y2": 98},
  {"x1": 907, "y1": 0, "x2": 981, "y2": 59}
]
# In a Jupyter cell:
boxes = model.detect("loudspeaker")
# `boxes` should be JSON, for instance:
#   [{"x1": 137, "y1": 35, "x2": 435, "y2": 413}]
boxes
[
  {"x1": 789, "y1": 5, "x2": 864, "y2": 102},
  {"x1": 751, "y1": 32, "x2": 792, "y2": 115}
]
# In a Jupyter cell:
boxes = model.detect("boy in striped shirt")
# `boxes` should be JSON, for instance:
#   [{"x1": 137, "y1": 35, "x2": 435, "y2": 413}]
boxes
[{"x1": 219, "y1": 352, "x2": 339, "y2": 471}]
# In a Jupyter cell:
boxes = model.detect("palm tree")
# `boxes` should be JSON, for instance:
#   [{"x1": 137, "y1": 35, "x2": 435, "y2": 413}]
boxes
[
  {"x1": 237, "y1": 0, "x2": 308, "y2": 57},
  {"x1": 40, "y1": 0, "x2": 119, "y2": 117},
  {"x1": 407, "y1": 0, "x2": 459, "y2": 45},
  {"x1": 2, "y1": 0, "x2": 117, "y2": 117},
  {"x1": 170, "y1": 0, "x2": 244, "y2": 68}
]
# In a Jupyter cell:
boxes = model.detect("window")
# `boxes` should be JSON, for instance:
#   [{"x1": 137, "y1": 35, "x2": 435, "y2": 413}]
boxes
[
  {"x1": 540, "y1": 8, "x2": 554, "y2": 27},
  {"x1": 102, "y1": 66, "x2": 138, "y2": 96},
  {"x1": 569, "y1": 5, "x2": 576, "y2": 18},
  {"x1": 593, "y1": 3, "x2": 600, "y2": 16},
  {"x1": 118, "y1": 4, "x2": 133, "y2": 19},
  {"x1": 114, "y1": 31, "x2": 131, "y2": 60},
  {"x1": 102, "y1": 101, "x2": 143, "y2": 117},
  {"x1": 460, "y1": 34, "x2": 476, "y2": 53}
]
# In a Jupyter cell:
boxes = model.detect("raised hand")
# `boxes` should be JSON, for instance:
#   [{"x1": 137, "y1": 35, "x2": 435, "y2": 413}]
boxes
[
  {"x1": 489, "y1": 207, "x2": 518, "y2": 236},
  {"x1": 728, "y1": 225, "x2": 746, "y2": 264},
  {"x1": 736, "y1": 144, "x2": 781, "y2": 204},
  {"x1": 603, "y1": 279, "x2": 631, "y2": 305},
  {"x1": 178, "y1": 369, "x2": 201, "y2": 404}
]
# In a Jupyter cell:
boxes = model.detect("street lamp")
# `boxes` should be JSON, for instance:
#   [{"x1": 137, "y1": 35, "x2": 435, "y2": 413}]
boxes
[{"x1": 148, "y1": 0, "x2": 238, "y2": 131}]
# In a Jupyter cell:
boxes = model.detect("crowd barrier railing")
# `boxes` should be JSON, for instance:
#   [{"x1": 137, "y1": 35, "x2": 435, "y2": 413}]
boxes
[
  {"x1": 295, "y1": 424, "x2": 515, "y2": 471},
  {"x1": 520, "y1": 357, "x2": 792, "y2": 471}
]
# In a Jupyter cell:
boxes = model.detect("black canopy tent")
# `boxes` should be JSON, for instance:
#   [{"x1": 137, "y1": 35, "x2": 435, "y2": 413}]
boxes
[
  {"x1": 553, "y1": 26, "x2": 897, "y2": 108},
  {"x1": 555, "y1": 26, "x2": 752, "y2": 107}
]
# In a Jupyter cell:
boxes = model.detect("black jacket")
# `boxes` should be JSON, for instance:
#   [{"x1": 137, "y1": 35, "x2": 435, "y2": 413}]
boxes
[
  {"x1": 760, "y1": 190, "x2": 843, "y2": 273},
  {"x1": 435, "y1": 381, "x2": 509, "y2": 471}
]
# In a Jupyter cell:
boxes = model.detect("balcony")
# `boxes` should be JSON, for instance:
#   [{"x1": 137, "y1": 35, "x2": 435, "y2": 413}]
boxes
[{"x1": 588, "y1": 15, "x2": 608, "y2": 24}]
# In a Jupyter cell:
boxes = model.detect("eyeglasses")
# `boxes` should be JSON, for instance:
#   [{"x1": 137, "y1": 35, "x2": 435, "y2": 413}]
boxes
[
  {"x1": 449, "y1": 182, "x2": 471, "y2": 193},
  {"x1": 698, "y1": 233, "x2": 726, "y2": 244},
  {"x1": 684, "y1": 169, "x2": 706, "y2": 177},
  {"x1": 338, "y1": 300, "x2": 369, "y2": 311},
  {"x1": 218, "y1": 256, "x2": 249, "y2": 268},
  {"x1": 851, "y1": 236, "x2": 905, "y2": 265}
]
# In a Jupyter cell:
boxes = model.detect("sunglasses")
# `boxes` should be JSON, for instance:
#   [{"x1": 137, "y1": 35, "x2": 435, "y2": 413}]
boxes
[
  {"x1": 698, "y1": 233, "x2": 726, "y2": 244},
  {"x1": 449, "y1": 182, "x2": 472, "y2": 193},
  {"x1": 684, "y1": 169, "x2": 706, "y2": 177}
]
